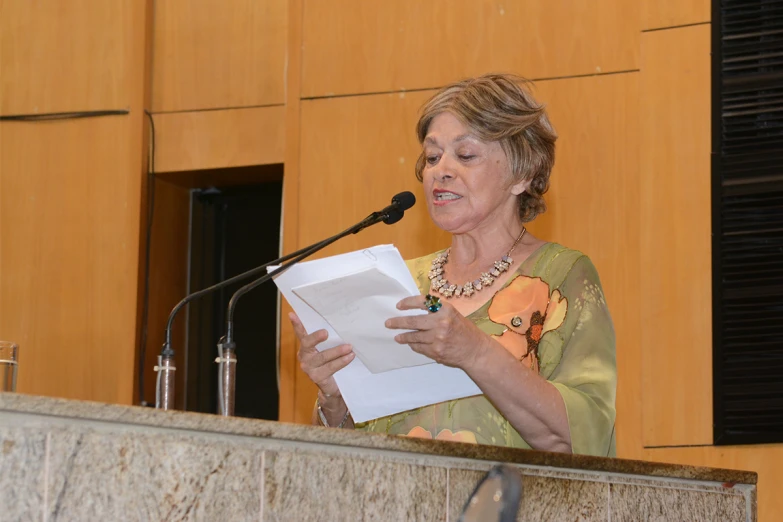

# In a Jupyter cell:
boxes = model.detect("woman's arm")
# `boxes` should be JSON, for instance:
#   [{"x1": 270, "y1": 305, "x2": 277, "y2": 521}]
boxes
[
  {"x1": 311, "y1": 393, "x2": 355, "y2": 430},
  {"x1": 389, "y1": 309, "x2": 571, "y2": 452},
  {"x1": 463, "y1": 334, "x2": 571, "y2": 452}
]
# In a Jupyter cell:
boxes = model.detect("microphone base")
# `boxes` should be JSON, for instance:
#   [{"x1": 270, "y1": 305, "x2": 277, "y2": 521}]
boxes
[
  {"x1": 154, "y1": 354, "x2": 176, "y2": 410},
  {"x1": 216, "y1": 342, "x2": 237, "y2": 417}
]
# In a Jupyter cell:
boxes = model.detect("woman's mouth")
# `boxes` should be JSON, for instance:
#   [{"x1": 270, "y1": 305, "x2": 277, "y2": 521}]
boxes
[{"x1": 434, "y1": 191, "x2": 462, "y2": 202}]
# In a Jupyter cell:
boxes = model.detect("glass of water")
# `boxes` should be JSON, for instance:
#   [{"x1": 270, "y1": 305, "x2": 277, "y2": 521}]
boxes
[{"x1": 0, "y1": 341, "x2": 19, "y2": 392}]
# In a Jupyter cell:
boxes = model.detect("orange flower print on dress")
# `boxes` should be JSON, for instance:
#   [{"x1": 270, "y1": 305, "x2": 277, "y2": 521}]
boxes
[
  {"x1": 493, "y1": 329, "x2": 541, "y2": 372},
  {"x1": 434, "y1": 429, "x2": 478, "y2": 444},
  {"x1": 405, "y1": 426, "x2": 478, "y2": 444},
  {"x1": 406, "y1": 426, "x2": 433, "y2": 439},
  {"x1": 487, "y1": 276, "x2": 568, "y2": 372}
]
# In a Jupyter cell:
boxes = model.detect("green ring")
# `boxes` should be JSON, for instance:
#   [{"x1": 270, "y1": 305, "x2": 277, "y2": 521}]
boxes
[{"x1": 425, "y1": 294, "x2": 442, "y2": 313}]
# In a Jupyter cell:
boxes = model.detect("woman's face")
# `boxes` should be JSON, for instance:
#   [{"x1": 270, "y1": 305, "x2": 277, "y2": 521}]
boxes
[{"x1": 422, "y1": 112, "x2": 526, "y2": 235}]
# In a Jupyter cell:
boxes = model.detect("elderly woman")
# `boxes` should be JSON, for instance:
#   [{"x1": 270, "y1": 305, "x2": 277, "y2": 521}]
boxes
[{"x1": 290, "y1": 74, "x2": 616, "y2": 456}]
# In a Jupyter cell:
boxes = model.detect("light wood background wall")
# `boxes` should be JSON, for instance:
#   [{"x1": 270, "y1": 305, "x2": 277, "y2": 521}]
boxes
[
  {"x1": 0, "y1": 0, "x2": 150, "y2": 404},
  {"x1": 2, "y1": 0, "x2": 782, "y2": 519},
  {"x1": 0, "y1": 0, "x2": 287, "y2": 407}
]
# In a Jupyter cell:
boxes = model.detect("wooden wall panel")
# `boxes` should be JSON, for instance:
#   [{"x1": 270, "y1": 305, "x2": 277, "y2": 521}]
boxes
[
  {"x1": 152, "y1": 106, "x2": 285, "y2": 173},
  {"x1": 298, "y1": 92, "x2": 449, "y2": 260},
  {"x1": 278, "y1": 0, "x2": 306, "y2": 423},
  {"x1": 530, "y1": 74, "x2": 642, "y2": 456},
  {"x1": 0, "y1": 0, "x2": 131, "y2": 115},
  {"x1": 292, "y1": 91, "x2": 451, "y2": 422},
  {"x1": 301, "y1": 0, "x2": 640, "y2": 98},
  {"x1": 151, "y1": 0, "x2": 287, "y2": 112},
  {"x1": 0, "y1": 117, "x2": 140, "y2": 403},
  {"x1": 643, "y1": 0, "x2": 710, "y2": 30},
  {"x1": 0, "y1": 0, "x2": 149, "y2": 405},
  {"x1": 639, "y1": 25, "x2": 712, "y2": 446}
]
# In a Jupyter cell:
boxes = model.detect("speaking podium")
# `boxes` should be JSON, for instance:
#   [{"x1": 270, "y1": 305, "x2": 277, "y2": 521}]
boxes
[{"x1": 0, "y1": 393, "x2": 756, "y2": 520}]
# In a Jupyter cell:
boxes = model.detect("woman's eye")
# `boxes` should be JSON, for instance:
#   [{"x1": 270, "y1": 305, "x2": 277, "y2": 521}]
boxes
[
  {"x1": 426, "y1": 155, "x2": 440, "y2": 165},
  {"x1": 458, "y1": 154, "x2": 475, "y2": 161}
]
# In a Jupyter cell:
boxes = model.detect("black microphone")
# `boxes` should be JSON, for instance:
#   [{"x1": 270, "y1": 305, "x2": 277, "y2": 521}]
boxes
[
  {"x1": 382, "y1": 191, "x2": 416, "y2": 221},
  {"x1": 154, "y1": 191, "x2": 415, "y2": 410},
  {"x1": 214, "y1": 191, "x2": 416, "y2": 415},
  {"x1": 376, "y1": 191, "x2": 415, "y2": 224},
  {"x1": 393, "y1": 190, "x2": 416, "y2": 210}
]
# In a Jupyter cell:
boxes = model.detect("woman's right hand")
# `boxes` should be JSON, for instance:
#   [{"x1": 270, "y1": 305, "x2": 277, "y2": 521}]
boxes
[{"x1": 289, "y1": 312, "x2": 355, "y2": 398}]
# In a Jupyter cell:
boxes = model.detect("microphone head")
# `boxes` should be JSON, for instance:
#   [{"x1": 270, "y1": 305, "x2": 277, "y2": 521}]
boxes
[
  {"x1": 383, "y1": 207, "x2": 404, "y2": 225},
  {"x1": 391, "y1": 191, "x2": 416, "y2": 212}
]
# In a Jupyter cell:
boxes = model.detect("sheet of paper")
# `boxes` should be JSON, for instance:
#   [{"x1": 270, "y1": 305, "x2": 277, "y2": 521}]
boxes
[
  {"x1": 292, "y1": 267, "x2": 434, "y2": 373},
  {"x1": 271, "y1": 245, "x2": 481, "y2": 423}
]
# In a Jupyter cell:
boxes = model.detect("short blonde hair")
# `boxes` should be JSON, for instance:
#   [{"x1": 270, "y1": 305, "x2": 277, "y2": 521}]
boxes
[{"x1": 415, "y1": 74, "x2": 557, "y2": 223}]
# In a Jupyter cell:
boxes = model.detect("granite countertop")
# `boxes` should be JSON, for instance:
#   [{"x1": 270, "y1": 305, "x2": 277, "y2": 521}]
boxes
[{"x1": 0, "y1": 392, "x2": 756, "y2": 485}]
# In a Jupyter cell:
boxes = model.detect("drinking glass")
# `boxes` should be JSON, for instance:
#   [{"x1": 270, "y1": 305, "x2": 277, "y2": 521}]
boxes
[{"x1": 0, "y1": 341, "x2": 19, "y2": 392}]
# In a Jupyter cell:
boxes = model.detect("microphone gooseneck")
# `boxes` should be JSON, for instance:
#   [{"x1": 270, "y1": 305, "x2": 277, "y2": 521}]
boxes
[
  {"x1": 223, "y1": 191, "x2": 417, "y2": 343},
  {"x1": 216, "y1": 191, "x2": 415, "y2": 416},
  {"x1": 155, "y1": 191, "x2": 416, "y2": 412}
]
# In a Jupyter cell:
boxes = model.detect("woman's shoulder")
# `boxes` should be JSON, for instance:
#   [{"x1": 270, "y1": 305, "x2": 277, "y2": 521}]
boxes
[
  {"x1": 405, "y1": 248, "x2": 446, "y2": 268},
  {"x1": 405, "y1": 249, "x2": 447, "y2": 294},
  {"x1": 404, "y1": 249, "x2": 445, "y2": 272},
  {"x1": 527, "y1": 242, "x2": 600, "y2": 289}
]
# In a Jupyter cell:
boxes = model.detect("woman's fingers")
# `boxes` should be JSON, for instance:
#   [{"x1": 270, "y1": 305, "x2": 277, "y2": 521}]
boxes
[
  {"x1": 296, "y1": 331, "x2": 328, "y2": 363},
  {"x1": 290, "y1": 313, "x2": 330, "y2": 354},
  {"x1": 298, "y1": 340, "x2": 353, "y2": 379},
  {"x1": 311, "y1": 351, "x2": 355, "y2": 385},
  {"x1": 386, "y1": 304, "x2": 485, "y2": 369},
  {"x1": 304, "y1": 329, "x2": 328, "y2": 348},
  {"x1": 385, "y1": 314, "x2": 431, "y2": 331},
  {"x1": 396, "y1": 295, "x2": 429, "y2": 311},
  {"x1": 394, "y1": 330, "x2": 431, "y2": 345},
  {"x1": 310, "y1": 344, "x2": 353, "y2": 368},
  {"x1": 289, "y1": 312, "x2": 308, "y2": 338},
  {"x1": 290, "y1": 312, "x2": 326, "y2": 344},
  {"x1": 289, "y1": 313, "x2": 353, "y2": 397}
]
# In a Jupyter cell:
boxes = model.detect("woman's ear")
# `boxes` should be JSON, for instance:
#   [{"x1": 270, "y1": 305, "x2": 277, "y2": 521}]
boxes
[{"x1": 510, "y1": 178, "x2": 529, "y2": 196}]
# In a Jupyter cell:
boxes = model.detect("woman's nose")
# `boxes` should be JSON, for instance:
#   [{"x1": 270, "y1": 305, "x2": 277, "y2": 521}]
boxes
[{"x1": 432, "y1": 157, "x2": 455, "y2": 182}]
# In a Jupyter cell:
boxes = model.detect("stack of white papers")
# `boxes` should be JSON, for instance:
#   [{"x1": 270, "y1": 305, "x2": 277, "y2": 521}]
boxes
[
  {"x1": 291, "y1": 266, "x2": 433, "y2": 373},
  {"x1": 271, "y1": 245, "x2": 481, "y2": 423}
]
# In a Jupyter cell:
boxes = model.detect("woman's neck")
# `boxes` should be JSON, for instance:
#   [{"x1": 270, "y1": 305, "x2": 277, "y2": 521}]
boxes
[
  {"x1": 438, "y1": 219, "x2": 535, "y2": 317},
  {"x1": 449, "y1": 220, "x2": 525, "y2": 273}
]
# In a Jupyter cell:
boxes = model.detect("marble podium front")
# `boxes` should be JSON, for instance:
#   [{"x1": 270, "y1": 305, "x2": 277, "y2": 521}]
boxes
[{"x1": 0, "y1": 393, "x2": 756, "y2": 521}]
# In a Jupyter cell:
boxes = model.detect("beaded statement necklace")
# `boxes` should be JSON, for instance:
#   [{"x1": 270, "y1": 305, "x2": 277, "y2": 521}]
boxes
[{"x1": 428, "y1": 227, "x2": 527, "y2": 298}]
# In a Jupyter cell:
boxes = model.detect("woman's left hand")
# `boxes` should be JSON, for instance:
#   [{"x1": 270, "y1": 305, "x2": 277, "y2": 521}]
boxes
[{"x1": 385, "y1": 296, "x2": 492, "y2": 370}]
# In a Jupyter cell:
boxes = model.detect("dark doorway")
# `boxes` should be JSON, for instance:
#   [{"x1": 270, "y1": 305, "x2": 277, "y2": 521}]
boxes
[{"x1": 186, "y1": 178, "x2": 282, "y2": 420}]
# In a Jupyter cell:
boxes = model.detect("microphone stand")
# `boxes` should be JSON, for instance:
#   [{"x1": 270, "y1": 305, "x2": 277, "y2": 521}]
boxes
[
  {"x1": 216, "y1": 207, "x2": 404, "y2": 416},
  {"x1": 154, "y1": 207, "x2": 401, "y2": 411},
  {"x1": 154, "y1": 232, "x2": 352, "y2": 410}
]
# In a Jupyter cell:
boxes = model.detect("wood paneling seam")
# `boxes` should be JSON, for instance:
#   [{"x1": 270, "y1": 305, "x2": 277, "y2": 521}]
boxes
[
  {"x1": 150, "y1": 103, "x2": 285, "y2": 116},
  {"x1": 641, "y1": 21, "x2": 710, "y2": 33},
  {"x1": 300, "y1": 70, "x2": 642, "y2": 101}
]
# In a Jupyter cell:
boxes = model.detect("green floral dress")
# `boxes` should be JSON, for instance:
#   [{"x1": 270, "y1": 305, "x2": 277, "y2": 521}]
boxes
[{"x1": 355, "y1": 243, "x2": 617, "y2": 457}]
